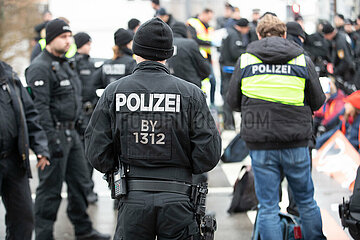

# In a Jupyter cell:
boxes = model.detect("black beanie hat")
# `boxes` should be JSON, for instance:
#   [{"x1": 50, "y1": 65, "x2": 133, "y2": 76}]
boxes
[
  {"x1": 128, "y1": 18, "x2": 140, "y2": 31},
  {"x1": 171, "y1": 22, "x2": 188, "y2": 38},
  {"x1": 114, "y1": 28, "x2": 133, "y2": 47},
  {"x1": 236, "y1": 18, "x2": 249, "y2": 27},
  {"x1": 286, "y1": 21, "x2": 305, "y2": 39},
  {"x1": 322, "y1": 23, "x2": 335, "y2": 34},
  {"x1": 132, "y1": 18, "x2": 174, "y2": 61},
  {"x1": 73, "y1": 32, "x2": 91, "y2": 49},
  {"x1": 46, "y1": 18, "x2": 72, "y2": 44}
]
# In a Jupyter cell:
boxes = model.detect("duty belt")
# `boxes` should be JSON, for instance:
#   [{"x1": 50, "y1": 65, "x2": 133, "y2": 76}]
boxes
[
  {"x1": 56, "y1": 121, "x2": 75, "y2": 130},
  {"x1": 127, "y1": 179, "x2": 192, "y2": 196}
]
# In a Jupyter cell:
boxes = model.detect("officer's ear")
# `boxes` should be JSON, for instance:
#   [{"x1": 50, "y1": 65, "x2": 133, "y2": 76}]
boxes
[
  {"x1": 282, "y1": 32, "x2": 287, "y2": 39},
  {"x1": 256, "y1": 32, "x2": 262, "y2": 40}
]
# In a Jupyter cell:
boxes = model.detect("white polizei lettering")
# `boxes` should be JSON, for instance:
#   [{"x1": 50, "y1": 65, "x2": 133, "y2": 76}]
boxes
[
  {"x1": 165, "y1": 94, "x2": 176, "y2": 112},
  {"x1": 176, "y1": 95, "x2": 181, "y2": 112},
  {"x1": 60, "y1": 79, "x2": 71, "y2": 86},
  {"x1": 282, "y1": 65, "x2": 288, "y2": 74},
  {"x1": 116, "y1": 93, "x2": 126, "y2": 111},
  {"x1": 140, "y1": 94, "x2": 153, "y2": 111},
  {"x1": 275, "y1": 65, "x2": 281, "y2": 74},
  {"x1": 153, "y1": 94, "x2": 164, "y2": 112},
  {"x1": 252, "y1": 65, "x2": 258, "y2": 74},
  {"x1": 115, "y1": 93, "x2": 181, "y2": 112},
  {"x1": 149, "y1": 120, "x2": 157, "y2": 132},
  {"x1": 127, "y1": 93, "x2": 140, "y2": 111},
  {"x1": 141, "y1": 120, "x2": 149, "y2": 132},
  {"x1": 266, "y1": 65, "x2": 271, "y2": 72},
  {"x1": 288, "y1": 66, "x2": 291, "y2": 74},
  {"x1": 259, "y1": 65, "x2": 266, "y2": 73}
]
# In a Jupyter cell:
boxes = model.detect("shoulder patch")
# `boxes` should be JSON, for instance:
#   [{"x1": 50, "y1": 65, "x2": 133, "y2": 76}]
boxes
[
  {"x1": 34, "y1": 80, "x2": 45, "y2": 87},
  {"x1": 337, "y1": 49, "x2": 345, "y2": 59}
]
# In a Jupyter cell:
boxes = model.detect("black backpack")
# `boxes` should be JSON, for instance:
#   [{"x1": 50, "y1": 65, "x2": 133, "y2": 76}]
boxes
[
  {"x1": 221, "y1": 134, "x2": 249, "y2": 163},
  {"x1": 228, "y1": 166, "x2": 258, "y2": 213}
]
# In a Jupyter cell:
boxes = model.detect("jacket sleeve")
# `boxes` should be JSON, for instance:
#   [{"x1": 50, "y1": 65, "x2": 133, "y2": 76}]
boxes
[
  {"x1": 18, "y1": 78, "x2": 50, "y2": 159},
  {"x1": 85, "y1": 89, "x2": 115, "y2": 173},
  {"x1": 190, "y1": 41, "x2": 211, "y2": 80},
  {"x1": 189, "y1": 91, "x2": 221, "y2": 174},
  {"x1": 226, "y1": 57, "x2": 243, "y2": 112},
  {"x1": 25, "y1": 65, "x2": 57, "y2": 141},
  {"x1": 334, "y1": 40, "x2": 354, "y2": 76},
  {"x1": 187, "y1": 25, "x2": 212, "y2": 47},
  {"x1": 305, "y1": 56, "x2": 326, "y2": 112}
]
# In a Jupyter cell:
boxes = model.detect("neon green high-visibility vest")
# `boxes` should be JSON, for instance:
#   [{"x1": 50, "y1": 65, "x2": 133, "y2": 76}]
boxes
[
  {"x1": 39, "y1": 39, "x2": 46, "y2": 50},
  {"x1": 240, "y1": 53, "x2": 307, "y2": 106}
]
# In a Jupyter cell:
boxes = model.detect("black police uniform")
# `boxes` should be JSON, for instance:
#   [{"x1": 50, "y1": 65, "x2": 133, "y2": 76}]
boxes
[
  {"x1": 167, "y1": 32, "x2": 211, "y2": 88},
  {"x1": 332, "y1": 32, "x2": 356, "y2": 94},
  {"x1": 85, "y1": 61, "x2": 221, "y2": 239},
  {"x1": 91, "y1": 48, "x2": 136, "y2": 89},
  {"x1": 25, "y1": 49, "x2": 95, "y2": 239},
  {"x1": 0, "y1": 61, "x2": 49, "y2": 239},
  {"x1": 74, "y1": 52, "x2": 98, "y2": 193},
  {"x1": 219, "y1": 26, "x2": 254, "y2": 129}
]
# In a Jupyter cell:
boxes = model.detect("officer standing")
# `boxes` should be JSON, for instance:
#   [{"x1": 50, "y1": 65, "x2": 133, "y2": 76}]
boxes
[
  {"x1": 322, "y1": 23, "x2": 356, "y2": 94},
  {"x1": 220, "y1": 18, "x2": 255, "y2": 130},
  {"x1": 73, "y1": 32, "x2": 98, "y2": 204},
  {"x1": 91, "y1": 28, "x2": 136, "y2": 89},
  {"x1": 0, "y1": 60, "x2": 50, "y2": 240},
  {"x1": 187, "y1": 8, "x2": 217, "y2": 106},
  {"x1": 25, "y1": 19, "x2": 110, "y2": 240},
  {"x1": 85, "y1": 18, "x2": 221, "y2": 239},
  {"x1": 167, "y1": 22, "x2": 211, "y2": 88},
  {"x1": 227, "y1": 13, "x2": 326, "y2": 240}
]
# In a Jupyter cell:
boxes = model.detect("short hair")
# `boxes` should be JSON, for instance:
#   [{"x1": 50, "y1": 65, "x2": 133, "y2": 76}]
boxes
[
  {"x1": 203, "y1": 8, "x2": 213, "y2": 14},
  {"x1": 256, "y1": 14, "x2": 286, "y2": 38},
  {"x1": 151, "y1": 0, "x2": 160, "y2": 5}
]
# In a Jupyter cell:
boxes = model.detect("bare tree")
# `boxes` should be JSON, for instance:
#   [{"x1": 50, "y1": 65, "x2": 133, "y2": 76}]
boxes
[{"x1": 0, "y1": 0, "x2": 42, "y2": 65}]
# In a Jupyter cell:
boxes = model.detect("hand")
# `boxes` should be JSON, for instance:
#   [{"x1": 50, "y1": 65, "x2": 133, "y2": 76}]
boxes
[{"x1": 36, "y1": 155, "x2": 50, "y2": 170}]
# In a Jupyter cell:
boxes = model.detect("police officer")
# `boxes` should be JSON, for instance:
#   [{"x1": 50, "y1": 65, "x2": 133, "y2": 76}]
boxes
[
  {"x1": 128, "y1": 18, "x2": 141, "y2": 34},
  {"x1": 220, "y1": 18, "x2": 255, "y2": 130},
  {"x1": 322, "y1": 23, "x2": 356, "y2": 94},
  {"x1": 0, "y1": 60, "x2": 50, "y2": 240},
  {"x1": 85, "y1": 18, "x2": 221, "y2": 239},
  {"x1": 167, "y1": 22, "x2": 211, "y2": 88},
  {"x1": 187, "y1": 8, "x2": 217, "y2": 105},
  {"x1": 91, "y1": 28, "x2": 136, "y2": 89},
  {"x1": 25, "y1": 19, "x2": 110, "y2": 240},
  {"x1": 73, "y1": 32, "x2": 98, "y2": 204}
]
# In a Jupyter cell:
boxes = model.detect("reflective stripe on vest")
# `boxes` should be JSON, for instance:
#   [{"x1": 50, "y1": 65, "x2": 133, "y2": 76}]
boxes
[
  {"x1": 240, "y1": 53, "x2": 307, "y2": 106},
  {"x1": 39, "y1": 39, "x2": 46, "y2": 50},
  {"x1": 187, "y1": 18, "x2": 213, "y2": 55}
]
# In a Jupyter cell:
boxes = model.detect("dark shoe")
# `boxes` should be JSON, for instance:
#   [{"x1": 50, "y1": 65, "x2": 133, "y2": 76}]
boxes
[
  {"x1": 86, "y1": 192, "x2": 98, "y2": 204},
  {"x1": 76, "y1": 229, "x2": 111, "y2": 240}
]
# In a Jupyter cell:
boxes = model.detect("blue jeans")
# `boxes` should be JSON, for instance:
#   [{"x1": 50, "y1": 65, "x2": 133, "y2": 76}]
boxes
[{"x1": 250, "y1": 147, "x2": 326, "y2": 240}]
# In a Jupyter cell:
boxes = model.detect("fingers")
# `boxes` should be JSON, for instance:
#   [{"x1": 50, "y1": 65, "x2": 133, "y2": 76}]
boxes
[{"x1": 37, "y1": 158, "x2": 50, "y2": 170}]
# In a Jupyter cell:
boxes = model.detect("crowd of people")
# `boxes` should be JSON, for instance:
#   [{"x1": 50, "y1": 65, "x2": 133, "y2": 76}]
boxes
[{"x1": 1, "y1": 0, "x2": 360, "y2": 239}]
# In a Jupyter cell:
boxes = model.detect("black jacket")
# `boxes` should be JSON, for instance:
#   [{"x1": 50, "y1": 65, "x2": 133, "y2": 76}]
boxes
[
  {"x1": 227, "y1": 37, "x2": 325, "y2": 150},
  {"x1": 75, "y1": 53, "x2": 97, "y2": 103},
  {"x1": 91, "y1": 49, "x2": 136, "y2": 89},
  {"x1": 25, "y1": 49, "x2": 83, "y2": 142},
  {"x1": 332, "y1": 32, "x2": 355, "y2": 77},
  {"x1": 0, "y1": 61, "x2": 49, "y2": 177},
  {"x1": 167, "y1": 34, "x2": 211, "y2": 88},
  {"x1": 85, "y1": 61, "x2": 221, "y2": 181},
  {"x1": 220, "y1": 26, "x2": 256, "y2": 66}
]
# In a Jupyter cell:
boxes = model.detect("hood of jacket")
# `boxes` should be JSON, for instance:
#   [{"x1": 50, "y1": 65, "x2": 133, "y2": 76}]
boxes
[{"x1": 246, "y1": 36, "x2": 304, "y2": 64}]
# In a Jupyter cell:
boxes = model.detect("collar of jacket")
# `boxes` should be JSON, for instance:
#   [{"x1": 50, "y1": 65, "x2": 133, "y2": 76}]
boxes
[
  {"x1": 133, "y1": 61, "x2": 170, "y2": 74},
  {"x1": 44, "y1": 49, "x2": 68, "y2": 63},
  {"x1": 122, "y1": 47, "x2": 134, "y2": 57},
  {"x1": 75, "y1": 52, "x2": 90, "y2": 60},
  {"x1": 0, "y1": 61, "x2": 12, "y2": 85}
]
